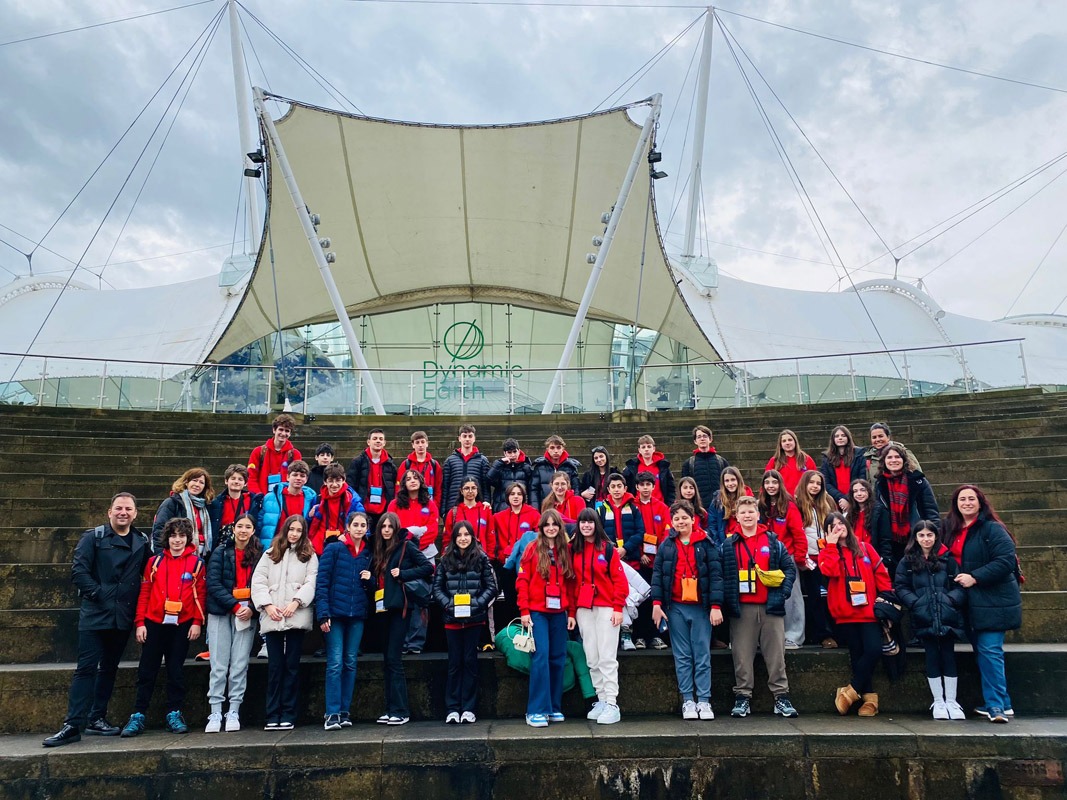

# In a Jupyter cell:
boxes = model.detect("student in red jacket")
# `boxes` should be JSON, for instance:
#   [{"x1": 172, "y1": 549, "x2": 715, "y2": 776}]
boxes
[
  {"x1": 819, "y1": 512, "x2": 892, "y2": 718},
  {"x1": 308, "y1": 464, "x2": 366, "y2": 555},
  {"x1": 120, "y1": 518, "x2": 205, "y2": 737},
  {"x1": 759, "y1": 469, "x2": 807, "y2": 649},
  {"x1": 848, "y1": 480, "x2": 874, "y2": 545},
  {"x1": 764, "y1": 429, "x2": 816, "y2": 497},
  {"x1": 247, "y1": 414, "x2": 301, "y2": 495},
  {"x1": 397, "y1": 431, "x2": 443, "y2": 506},
  {"x1": 516, "y1": 509, "x2": 575, "y2": 728},
  {"x1": 633, "y1": 472, "x2": 671, "y2": 650},
  {"x1": 444, "y1": 477, "x2": 493, "y2": 551},
  {"x1": 489, "y1": 483, "x2": 540, "y2": 639},
  {"x1": 540, "y1": 471, "x2": 586, "y2": 527},
  {"x1": 568, "y1": 509, "x2": 628, "y2": 725}
]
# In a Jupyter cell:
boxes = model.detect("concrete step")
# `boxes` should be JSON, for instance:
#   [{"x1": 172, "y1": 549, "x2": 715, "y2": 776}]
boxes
[
  {"x1": 4, "y1": 715, "x2": 1067, "y2": 800},
  {"x1": 0, "y1": 646, "x2": 1063, "y2": 735},
  {"x1": 3, "y1": 591, "x2": 1062, "y2": 664}
]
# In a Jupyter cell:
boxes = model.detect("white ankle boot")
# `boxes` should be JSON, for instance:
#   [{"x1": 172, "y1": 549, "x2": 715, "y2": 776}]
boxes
[
  {"x1": 928, "y1": 677, "x2": 949, "y2": 719},
  {"x1": 942, "y1": 676, "x2": 966, "y2": 720}
]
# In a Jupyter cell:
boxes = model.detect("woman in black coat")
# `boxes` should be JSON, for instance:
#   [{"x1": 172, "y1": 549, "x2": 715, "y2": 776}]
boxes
[
  {"x1": 432, "y1": 520, "x2": 498, "y2": 723},
  {"x1": 894, "y1": 520, "x2": 966, "y2": 720},
  {"x1": 870, "y1": 443, "x2": 939, "y2": 568},
  {"x1": 941, "y1": 485, "x2": 1021, "y2": 724}
]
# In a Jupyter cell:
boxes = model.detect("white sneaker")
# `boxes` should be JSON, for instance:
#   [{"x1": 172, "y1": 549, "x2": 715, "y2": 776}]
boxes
[
  {"x1": 697, "y1": 702, "x2": 715, "y2": 720},
  {"x1": 932, "y1": 700, "x2": 950, "y2": 720},
  {"x1": 945, "y1": 700, "x2": 966, "y2": 720},
  {"x1": 586, "y1": 701, "x2": 606, "y2": 720},
  {"x1": 681, "y1": 700, "x2": 698, "y2": 720},
  {"x1": 621, "y1": 636, "x2": 636, "y2": 651},
  {"x1": 224, "y1": 710, "x2": 241, "y2": 732},
  {"x1": 596, "y1": 704, "x2": 621, "y2": 725},
  {"x1": 460, "y1": 712, "x2": 477, "y2": 724},
  {"x1": 784, "y1": 640, "x2": 801, "y2": 650},
  {"x1": 445, "y1": 712, "x2": 460, "y2": 724},
  {"x1": 257, "y1": 643, "x2": 268, "y2": 659},
  {"x1": 204, "y1": 712, "x2": 222, "y2": 734}
]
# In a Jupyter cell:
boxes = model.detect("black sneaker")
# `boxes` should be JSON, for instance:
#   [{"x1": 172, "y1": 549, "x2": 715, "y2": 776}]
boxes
[
  {"x1": 324, "y1": 714, "x2": 342, "y2": 731},
  {"x1": 774, "y1": 695, "x2": 799, "y2": 718},
  {"x1": 339, "y1": 712, "x2": 353, "y2": 728},
  {"x1": 84, "y1": 718, "x2": 121, "y2": 736},
  {"x1": 42, "y1": 724, "x2": 81, "y2": 747},
  {"x1": 730, "y1": 695, "x2": 751, "y2": 718}
]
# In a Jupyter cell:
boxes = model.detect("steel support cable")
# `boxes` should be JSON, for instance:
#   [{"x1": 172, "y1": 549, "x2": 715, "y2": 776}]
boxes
[
  {"x1": 1004, "y1": 217, "x2": 1067, "y2": 317},
  {"x1": 238, "y1": 3, "x2": 365, "y2": 115},
  {"x1": 26, "y1": 5, "x2": 227, "y2": 263},
  {"x1": 4, "y1": 10, "x2": 226, "y2": 387},
  {"x1": 717, "y1": 20, "x2": 841, "y2": 279},
  {"x1": 714, "y1": 7, "x2": 1067, "y2": 95},
  {"x1": 99, "y1": 17, "x2": 220, "y2": 282},
  {"x1": 717, "y1": 15, "x2": 898, "y2": 264},
  {"x1": 0, "y1": 1, "x2": 215, "y2": 47},
  {"x1": 592, "y1": 11, "x2": 704, "y2": 112},
  {"x1": 717, "y1": 15, "x2": 899, "y2": 375},
  {"x1": 919, "y1": 163, "x2": 1067, "y2": 280}
]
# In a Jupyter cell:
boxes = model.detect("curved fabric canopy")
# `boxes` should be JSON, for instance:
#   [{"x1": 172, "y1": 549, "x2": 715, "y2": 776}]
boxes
[{"x1": 207, "y1": 97, "x2": 717, "y2": 362}]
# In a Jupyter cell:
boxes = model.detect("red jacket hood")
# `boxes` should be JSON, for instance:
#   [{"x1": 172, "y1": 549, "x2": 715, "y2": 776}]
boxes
[
  {"x1": 365, "y1": 447, "x2": 391, "y2": 461},
  {"x1": 404, "y1": 451, "x2": 436, "y2": 463},
  {"x1": 454, "y1": 446, "x2": 482, "y2": 460},
  {"x1": 544, "y1": 449, "x2": 571, "y2": 465},
  {"x1": 636, "y1": 451, "x2": 667, "y2": 465},
  {"x1": 604, "y1": 491, "x2": 637, "y2": 508},
  {"x1": 321, "y1": 482, "x2": 352, "y2": 500},
  {"x1": 692, "y1": 447, "x2": 718, "y2": 455}
]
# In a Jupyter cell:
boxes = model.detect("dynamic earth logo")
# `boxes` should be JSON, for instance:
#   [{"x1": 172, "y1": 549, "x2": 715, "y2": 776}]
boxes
[{"x1": 422, "y1": 320, "x2": 522, "y2": 401}]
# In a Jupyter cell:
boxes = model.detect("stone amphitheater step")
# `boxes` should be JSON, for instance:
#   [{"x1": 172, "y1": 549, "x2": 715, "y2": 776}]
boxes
[{"x1": 0, "y1": 646, "x2": 1063, "y2": 735}]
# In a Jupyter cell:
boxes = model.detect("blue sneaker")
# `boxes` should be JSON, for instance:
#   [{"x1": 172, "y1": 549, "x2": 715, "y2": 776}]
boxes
[
  {"x1": 525, "y1": 714, "x2": 548, "y2": 728},
  {"x1": 548, "y1": 712, "x2": 565, "y2": 723},
  {"x1": 165, "y1": 710, "x2": 188, "y2": 734},
  {"x1": 120, "y1": 713, "x2": 146, "y2": 738},
  {"x1": 987, "y1": 707, "x2": 1010, "y2": 724}
]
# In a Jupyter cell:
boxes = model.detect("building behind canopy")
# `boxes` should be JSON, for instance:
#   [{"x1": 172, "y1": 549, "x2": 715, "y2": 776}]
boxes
[{"x1": 1, "y1": 97, "x2": 1065, "y2": 414}]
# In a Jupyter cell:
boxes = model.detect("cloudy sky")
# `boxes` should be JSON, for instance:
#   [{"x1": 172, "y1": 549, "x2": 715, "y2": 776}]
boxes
[{"x1": 1, "y1": 0, "x2": 1065, "y2": 322}]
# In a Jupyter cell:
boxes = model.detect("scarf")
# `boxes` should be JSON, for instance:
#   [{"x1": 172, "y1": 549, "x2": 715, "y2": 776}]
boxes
[
  {"x1": 885, "y1": 473, "x2": 910, "y2": 541},
  {"x1": 180, "y1": 490, "x2": 212, "y2": 554}
]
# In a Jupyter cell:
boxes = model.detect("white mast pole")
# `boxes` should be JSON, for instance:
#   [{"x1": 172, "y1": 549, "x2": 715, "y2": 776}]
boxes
[
  {"x1": 541, "y1": 94, "x2": 662, "y2": 415},
  {"x1": 682, "y1": 8, "x2": 714, "y2": 260},
  {"x1": 228, "y1": 0, "x2": 261, "y2": 254},
  {"x1": 253, "y1": 87, "x2": 386, "y2": 415}
]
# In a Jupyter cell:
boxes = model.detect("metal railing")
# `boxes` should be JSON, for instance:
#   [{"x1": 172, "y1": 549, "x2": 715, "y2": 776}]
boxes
[{"x1": 0, "y1": 338, "x2": 1047, "y2": 416}]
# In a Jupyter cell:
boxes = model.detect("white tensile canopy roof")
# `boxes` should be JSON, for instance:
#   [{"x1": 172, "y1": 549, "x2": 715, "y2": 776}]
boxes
[{"x1": 207, "y1": 97, "x2": 717, "y2": 362}]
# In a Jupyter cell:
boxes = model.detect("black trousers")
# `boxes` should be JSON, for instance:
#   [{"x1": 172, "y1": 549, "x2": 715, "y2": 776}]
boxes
[
  {"x1": 445, "y1": 626, "x2": 481, "y2": 714},
  {"x1": 134, "y1": 620, "x2": 193, "y2": 713},
  {"x1": 800, "y1": 568, "x2": 834, "y2": 642},
  {"x1": 382, "y1": 609, "x2": 410, "y2": 716},
  {"x1": 632, "y1": 566, "x2": 656, "y2": 641},
  {"x1": 837, "y1": 621, "x2": 882, "y2": 694},
  {"x1": 922, "y1": 636, "x2": 957, "y2": 678},
  {"x1": 265, "y1": 629, "x2": 305, "y2": 724},
  {"x1": 65, "y1": 627, "x2": 131, "y2": 728}
]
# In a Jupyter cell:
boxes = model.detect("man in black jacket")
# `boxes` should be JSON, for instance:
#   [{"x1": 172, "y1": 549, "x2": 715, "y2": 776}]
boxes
[
  {"x1": 43, "y1": 492, "x2": 151, "y2": 747},
  {"x1": 680, "y1": 425, "x2": 729, "y2": 504}
]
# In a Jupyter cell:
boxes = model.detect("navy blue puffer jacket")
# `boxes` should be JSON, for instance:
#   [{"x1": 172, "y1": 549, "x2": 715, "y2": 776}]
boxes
[{"x1": 315, "y1": 538, "x2": 374, "y2": 622}]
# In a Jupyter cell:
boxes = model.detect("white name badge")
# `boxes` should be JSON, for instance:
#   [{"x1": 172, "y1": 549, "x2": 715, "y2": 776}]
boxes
[
  {"x1": 423, "y1": 543, "x2": 439, "y2": 559},
  {"x1": 454, "y1": 593, "x2": 471, "y2": 618}
]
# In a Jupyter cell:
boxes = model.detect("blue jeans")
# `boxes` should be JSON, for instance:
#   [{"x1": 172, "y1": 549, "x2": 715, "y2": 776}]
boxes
[
  {"x1": 971, "y1": 630, "x2": 1012, "y2": 710},
  {"x1": 667, "y1": 603, "x2": 712, "y2": 703},
  {"x1": 527, "y1": 611, "x2": 567, "y2": 716},
  {"x1": 324, "y1": 617, "x2": 364, "y2": 716}
]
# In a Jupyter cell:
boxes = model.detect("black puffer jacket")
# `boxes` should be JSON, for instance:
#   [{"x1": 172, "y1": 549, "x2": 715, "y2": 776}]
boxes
[
  {"x1": 206, "y1": 539, "x2": 260, "y2": 617},
  {"x1": 486, "y1": 455, "x2": 534, "y2": 513},
  {"x1": 442, "y1": 449, "x2": 492, "y2": 513},
  {"x1": 649, "y1": 529, "x2": 723, "y2": 612},
  {"x1": 720, "y1": 529, "x2": 796, "y2": 617},
  {"x1": 955, "y1": 515, "x2": 1022, "y2": 632},
  {"x1": 680, "y1": 450, "x2": 730, "y2": 508},
  {"x1": 529, "y1": 456, "x2": 582, "y2": 509},
  {"x1": 432, "y1": 551, "x2": 498, "y2": 625},
  {"x1": 893, "y1": 550, "x2": 966, "y2": 640}
]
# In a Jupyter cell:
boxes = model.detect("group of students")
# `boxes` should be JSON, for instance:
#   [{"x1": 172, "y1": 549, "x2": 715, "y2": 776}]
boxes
[{"x1": 42, "y1": 414, "x2": 1022, "y2": 746}]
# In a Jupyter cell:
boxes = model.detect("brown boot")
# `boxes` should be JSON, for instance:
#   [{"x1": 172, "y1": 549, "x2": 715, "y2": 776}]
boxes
[
  {"x1": 835, "y1": 684, "x2": 861, "y2": 715},
  {"x1": 858, "y1": 693, "x2": 879, "y2": 717}
]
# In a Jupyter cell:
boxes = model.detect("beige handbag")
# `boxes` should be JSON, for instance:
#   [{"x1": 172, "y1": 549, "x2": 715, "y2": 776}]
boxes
[{"x1": 509, "y1": 618, "x2": 536, "y2": 654}]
